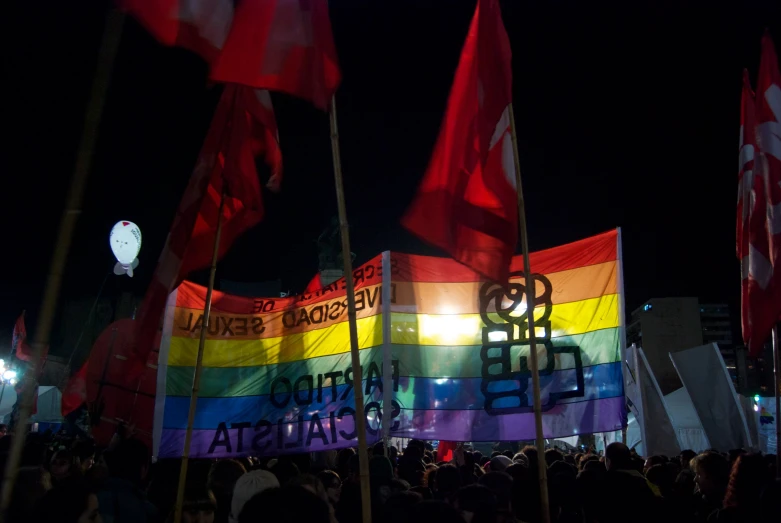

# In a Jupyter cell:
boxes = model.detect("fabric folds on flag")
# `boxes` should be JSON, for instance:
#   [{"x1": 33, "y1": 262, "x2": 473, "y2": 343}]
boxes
[
  {"x1": 738, "y1": 33, "x2": 781, "y2": 356},
  {"x1": 119, "y1": 0, "x2": 235, "y2": 64},
  {"x1": 210, "y1": 0, "x2": 341, "y2": 110},
  {"x1": 401, "y1": 0, "x2": 517, "y2": 283},
  {"x1": 129, "y1": 84, "x2": 268, "y2": 381}
]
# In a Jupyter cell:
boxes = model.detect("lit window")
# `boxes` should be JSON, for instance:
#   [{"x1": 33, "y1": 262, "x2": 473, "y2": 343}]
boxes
[{"x1": 643, "y1": 304, "x2": 652, "y2": 312}]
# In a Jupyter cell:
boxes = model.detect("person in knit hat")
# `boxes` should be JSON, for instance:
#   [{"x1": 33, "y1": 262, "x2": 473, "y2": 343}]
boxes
[
  {"x1": 489, "y1": 455, "x2": 513, "y2": 472},
  {"x1": 229, "y1": 470, "x2": 280, "y2": 523}
]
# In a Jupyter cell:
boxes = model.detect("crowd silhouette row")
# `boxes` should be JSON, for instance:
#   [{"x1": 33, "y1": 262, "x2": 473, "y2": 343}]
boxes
[{"x1": 0, "y1": 425, "x2": 779, "y2": 523}]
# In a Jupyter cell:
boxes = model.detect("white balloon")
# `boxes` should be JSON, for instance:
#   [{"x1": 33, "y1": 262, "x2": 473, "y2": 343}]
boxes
[{"x1": 110, "y1": 221, "x2": 142, "y2": 277}]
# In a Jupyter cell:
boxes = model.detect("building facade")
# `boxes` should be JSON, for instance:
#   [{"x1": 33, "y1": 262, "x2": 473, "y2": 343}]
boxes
[
  {"x1": 699, "y1": 303, "x2": 737, "y2": 385},
  {"x1": 626, "y1": 297, "x2": 704, "y2": 394}
]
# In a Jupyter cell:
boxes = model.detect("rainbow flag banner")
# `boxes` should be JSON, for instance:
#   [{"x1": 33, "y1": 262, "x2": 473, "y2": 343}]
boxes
[{"x1": 153, "y1": 230, "x2": 626, "y2": 458}]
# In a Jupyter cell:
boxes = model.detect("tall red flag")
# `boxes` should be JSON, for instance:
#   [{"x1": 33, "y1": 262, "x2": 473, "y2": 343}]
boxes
[
  {"x1": 739, "y1": 33, "x2": 781, "y2": 356},
  {"x1": 128, "y1": 84, "x2": 269, "y2": 380},
  {"x1": 402, "y1": 0, "x2": 516, "y2": 283},
  {"x1": 210, "y1": 0, "x2": 341, "y2": 110},
  {"x1": 10, "y1": 313, "x2": 45, "y2": 416}
]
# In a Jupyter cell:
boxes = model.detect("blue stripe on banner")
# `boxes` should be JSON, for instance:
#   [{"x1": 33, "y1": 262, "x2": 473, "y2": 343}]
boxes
[
  {"x1": 162, "y1": 361, "x2": 624, "y2": 429},
  {"x1": 157, "y1": 396, "x2": 627, "y2": 458}
]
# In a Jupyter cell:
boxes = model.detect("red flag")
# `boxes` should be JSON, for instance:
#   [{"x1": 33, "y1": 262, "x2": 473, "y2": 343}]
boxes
[
  {"x1": 11, "y1": 312, "x2": 32, "y2": 362},
  {"x1": 118, "y1": 0, "x2": 235, "y2": 64},
  {"x1": 61, "y1": 361, "x2": 88, "y2": 417},
  {"x1": 739, "y1": 33, "x2": 781, "y2": 356},
  {"x1": 437, "y1": 440, "x2": 458, "y2": 462},
  {"x1": 304, "y1": 273, "x2": 323, "y2": 294},
  {"x1": 210, "y1": 0, "x2": 341, "y2": 110},
  {"x1": 402, "y1": 0, "x2": 516, "y2": 283},
  {"x1": 128, "y1": 84, "x2": 268, "y2": 380}
]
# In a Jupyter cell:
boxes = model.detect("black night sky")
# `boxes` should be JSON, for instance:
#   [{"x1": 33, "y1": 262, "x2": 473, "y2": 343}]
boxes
[{"x1": 2, "y1": 1, "x2": 780, "y2": 352}]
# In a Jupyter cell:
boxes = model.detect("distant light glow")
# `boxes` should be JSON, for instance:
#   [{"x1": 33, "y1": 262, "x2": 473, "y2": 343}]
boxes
[
  {"x1": 418, "y1": 314, "x2": 481, "y2": 344},
  {"x1": 2, "y1": 370, "x2": 16, "y2": 381},
  {"x1": 488, "y1": 331, "x2": 507, "y2": 342},
  {"x1": 754, "y1": 395, "x2": 760, "y2": 402},
  {"x1": 754, "y1": 404, "x2": 759, "y2": 412}
]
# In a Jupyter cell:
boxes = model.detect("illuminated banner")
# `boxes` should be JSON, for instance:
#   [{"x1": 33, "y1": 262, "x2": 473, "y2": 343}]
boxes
[{"x1": 153, "y1": 230, "x2": 627, "y2": 458}]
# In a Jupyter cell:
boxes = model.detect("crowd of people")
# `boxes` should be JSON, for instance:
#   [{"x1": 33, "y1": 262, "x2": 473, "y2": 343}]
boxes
[{"x1": 0, "y1": 427, "x2": 779, "y2": 523}]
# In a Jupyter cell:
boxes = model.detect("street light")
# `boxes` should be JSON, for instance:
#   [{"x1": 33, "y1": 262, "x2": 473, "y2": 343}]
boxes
[{"x1": 0, "y1": 362, "x2": 17, "y2": 410}]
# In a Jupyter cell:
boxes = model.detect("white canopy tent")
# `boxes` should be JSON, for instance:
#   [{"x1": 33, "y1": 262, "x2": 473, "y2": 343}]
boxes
[{"x1": 0, "y1": 385, "x2": 63, "y2": 425}]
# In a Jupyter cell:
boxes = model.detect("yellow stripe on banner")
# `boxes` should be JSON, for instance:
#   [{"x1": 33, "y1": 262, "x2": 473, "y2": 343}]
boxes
[
  {"x1": 167, "y1": 294, "x2": 619, "y2": 368},
  {"x1": 393, "y1": 293, "x2": 620, "y2": 346},
  {"x1": 168, "y1": 315, "x2": 384, "y2": 368}
]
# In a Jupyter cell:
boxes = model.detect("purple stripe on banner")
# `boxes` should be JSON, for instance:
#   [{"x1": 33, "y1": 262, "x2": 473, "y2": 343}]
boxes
[
  {"x1": 157, "y1": 397, "x2": 625, "y2": 458},
  {"x1": 392, "y1": 396, "x2": 626, "y2": 441}
]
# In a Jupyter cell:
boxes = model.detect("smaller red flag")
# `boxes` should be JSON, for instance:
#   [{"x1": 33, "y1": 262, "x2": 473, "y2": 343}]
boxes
[
  {"x1": 304, "y1": 273, "x2": 323, "y2": 294},
  {"x1": 438, "y1": 440, "x2": 458, "y2": 462},
  {"x1": 11, "y1": 313, "x2": 32, "y2": 362},
  {"x1": 210, "y1": 0, "x2": 341, "y2": 110}
]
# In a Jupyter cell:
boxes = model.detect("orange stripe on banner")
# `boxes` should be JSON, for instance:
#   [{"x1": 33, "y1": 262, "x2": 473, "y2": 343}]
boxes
[{"x1": 170, "y1": 260, "x2": 616, "y2": 340}]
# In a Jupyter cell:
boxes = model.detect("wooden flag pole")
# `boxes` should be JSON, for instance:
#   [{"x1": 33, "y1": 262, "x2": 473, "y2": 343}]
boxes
[
  {"x1": 174, "y1": 192, "x2": 226, "y2": 523},
  {"x1": 329, "y1": 95, "x2": 373, "y2": 523},
  {"x1": 0, "y1": 9, "x2": 125, "y2": 521},
  {"x1": 773, "y1": 325, "x2": 780, "y2": 479},
  {"x1": 507, "y1": 102, "x2": 551, "y2": 523}
]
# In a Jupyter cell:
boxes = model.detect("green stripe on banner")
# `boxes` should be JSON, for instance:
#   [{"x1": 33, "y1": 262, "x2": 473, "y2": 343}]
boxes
[{"x1": 166, "y1": 327, "x2": 620, "y2": 398}]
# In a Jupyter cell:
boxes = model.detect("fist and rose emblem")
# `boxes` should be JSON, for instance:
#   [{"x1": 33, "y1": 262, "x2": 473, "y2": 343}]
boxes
[{"x1": 478, "y1": 272, "x2": 585, "y2": 415}]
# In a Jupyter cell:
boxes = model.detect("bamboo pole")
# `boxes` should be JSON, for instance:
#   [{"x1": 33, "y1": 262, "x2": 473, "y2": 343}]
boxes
[
  {"x1": 0, "y1": 9, "x2": 124, "y2": 521},
  {"x1": 507, "y1": 102, "x2": 550, "y2": 523},
  {"x1": 773, "y1": 325, "x2": 780, "y2": 479},
  {"x1": 329, "y1": 95, "x2": 372, "y2": 523},
  {"x1": 173, "y1": 192, "x2": 226, "y2": 523}
]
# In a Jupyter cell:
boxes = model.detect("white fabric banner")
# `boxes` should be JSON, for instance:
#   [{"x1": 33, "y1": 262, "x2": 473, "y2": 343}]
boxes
[
  {"x1": 670, "y1": 343, "x2": 752, "y2": 451},
  {"x1": 635, "y1": 347, "x2": 681, "y2": 457}
]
